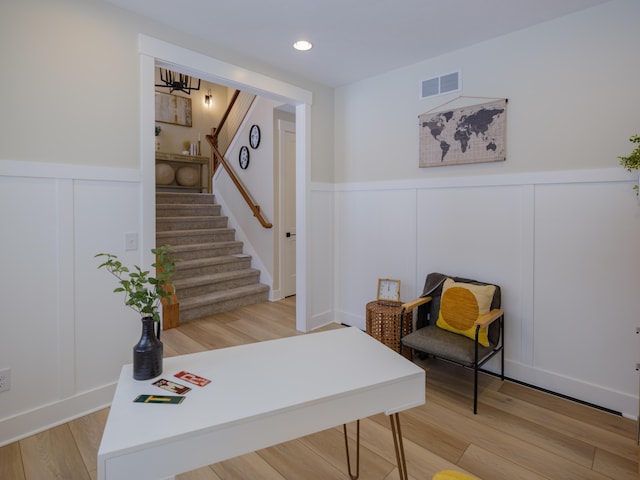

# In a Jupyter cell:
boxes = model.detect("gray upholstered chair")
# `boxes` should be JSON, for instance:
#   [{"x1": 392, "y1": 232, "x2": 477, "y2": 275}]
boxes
[{"x1": 400, "y1": 272, "x2": 504, "y2": 414}]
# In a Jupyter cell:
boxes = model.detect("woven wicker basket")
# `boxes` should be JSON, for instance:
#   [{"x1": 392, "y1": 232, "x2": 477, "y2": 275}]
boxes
[{"x1": 366, "y1": 301, "x2": 413, "y2": 359}]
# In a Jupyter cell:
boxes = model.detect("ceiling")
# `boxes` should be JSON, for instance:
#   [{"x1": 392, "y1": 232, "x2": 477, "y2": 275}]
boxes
[{"x1": 104, "y1": 0, "x2": 610, "y2": 87}]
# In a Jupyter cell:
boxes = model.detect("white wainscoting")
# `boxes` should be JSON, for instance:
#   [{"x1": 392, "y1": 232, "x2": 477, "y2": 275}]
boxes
[
  {"x1": 309, "y1": 183, "x2": 336, "y2": 331},
  {"x1": 1, "y1": 161, "x2": 638, "y2": 444},
  {"x1": 0, "y1": 160, "x2": 144, "y2": 446},
  {"x1": 334, "y1": 168, "x2": 640, "y2": 417}
]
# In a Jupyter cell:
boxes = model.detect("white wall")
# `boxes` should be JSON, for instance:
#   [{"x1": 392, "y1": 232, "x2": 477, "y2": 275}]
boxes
[
  {"x1": 335, "y1": 0, "x2": 639, "y2": 182},
  {"x1": 333, "y1": 0, "x2": 640, "y2": 416},
  {"x1": 0, "y1": 0, "x2": 140, "y2": 168},
  {"x1": 215, "y1": 97, "x2": 280, "y2": 289}
]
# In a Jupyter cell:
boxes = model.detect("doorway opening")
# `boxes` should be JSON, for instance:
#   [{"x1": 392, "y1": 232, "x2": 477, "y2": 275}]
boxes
[{"x1": 139, "y1": 35, "x2": 312, "y2": 331}]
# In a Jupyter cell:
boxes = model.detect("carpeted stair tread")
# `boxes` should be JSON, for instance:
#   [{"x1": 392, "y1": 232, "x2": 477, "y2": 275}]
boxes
[
  {"x1": 156, "y1": 192, "x2": 215, "y2": 205},
  {"x1": 173, "y1": 269, "x2": 261, "y2": 289},
  {"x1": 157, "y1": 215, "x2": 228, "y2": 222},
  {"x1": 168, "y1": 241, "x2": 243, "y2": 259},
  {"x1": 177, "y1": 254, "x2": 250, "y2": 270},
  {"x1": 179, "y1": 284, "x2": 270, "y2": 321},
  {"x1": 170, "y1": 241, "x2": 242, "y2": 253},
  {"x1": 156, "y1": 204, "x2": 221, "y2": 217},
  {"x1": 156, "y1": 216, "x2": 228, "y2": 231},
  {"x1": 171, "y1": 254, "x2": 252, "y2": 280},
  {"x1": 157, "y1": 228, "x2": 236, "y2": 246},
  {"x1": 157, "y1": 227, "x2": 235, "y2": 238},
  {"x1": 181, "y1": 284, "x2": 270, "y2": 307},
  {"x1": 173, "y1": 268, "x2": 262, "y2": 299}
]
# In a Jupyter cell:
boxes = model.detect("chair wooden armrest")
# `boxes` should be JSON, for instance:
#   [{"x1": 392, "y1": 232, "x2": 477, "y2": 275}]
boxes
[
  {"x1": 474, "y1": 308, "x2": 504, "y2": 328},
  {"x1": 401, "y1": 296, "x2": 432, "y2": 312}
]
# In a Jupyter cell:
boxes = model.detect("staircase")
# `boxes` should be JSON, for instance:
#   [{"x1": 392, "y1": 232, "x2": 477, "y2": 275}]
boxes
[{"x1": 156, "y1": 192, "x2": 270, "y2": 323}]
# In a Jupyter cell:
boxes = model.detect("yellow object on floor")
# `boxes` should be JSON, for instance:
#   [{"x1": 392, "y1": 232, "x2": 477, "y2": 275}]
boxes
[{"x1": 433, "y1": 470, "x2": 477, "y2": 480}]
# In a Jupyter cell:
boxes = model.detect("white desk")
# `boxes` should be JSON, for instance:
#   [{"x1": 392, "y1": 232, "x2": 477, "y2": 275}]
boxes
[{"x1": 97, "y1": 327, "x2": 425, "y2": 480}]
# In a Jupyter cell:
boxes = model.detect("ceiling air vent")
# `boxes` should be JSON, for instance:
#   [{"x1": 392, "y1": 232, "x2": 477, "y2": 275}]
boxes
[{"x1": 421, "y1": 70, "x2": 461, "y2": 99}]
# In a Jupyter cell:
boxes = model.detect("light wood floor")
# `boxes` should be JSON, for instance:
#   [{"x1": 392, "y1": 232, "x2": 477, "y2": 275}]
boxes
[{"x1": 2, "y1": 297, "x2": 638, "y2": 479}]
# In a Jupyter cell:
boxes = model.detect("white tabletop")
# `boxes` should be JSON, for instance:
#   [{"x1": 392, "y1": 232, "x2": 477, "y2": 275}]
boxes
[{"x1": 98, "y1": 326, "x2": 425, "y2": 480}]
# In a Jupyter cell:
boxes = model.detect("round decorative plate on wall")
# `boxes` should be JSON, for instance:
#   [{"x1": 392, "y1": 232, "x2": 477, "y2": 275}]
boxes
[
  {"x1": 249, "y1": 124, "x2": 260, "y2": 149},
  {"x1": 239, "y1": 146, "x2": 250, "y2": 169}
]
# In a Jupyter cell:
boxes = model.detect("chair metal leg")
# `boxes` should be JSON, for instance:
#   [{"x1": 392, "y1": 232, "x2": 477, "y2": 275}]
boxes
[
  {"x1": 500, "y1": 317, "x2": 505, "y2": 381},
  {"x1": 473, "y1": 363, "x2": 478, "y2": 414},
  {"x1": 343, "y1": 420, "x2": 360, "y2": 480},
  {"x1": 637, "y1": 366, "x2": 640, "y2": 445},
  {"x1": 474, "y1": 330, "x2": 479, "y2": 415},
  {"x1": 389, "y1": 413, "x2": 409, "y2": 480}
]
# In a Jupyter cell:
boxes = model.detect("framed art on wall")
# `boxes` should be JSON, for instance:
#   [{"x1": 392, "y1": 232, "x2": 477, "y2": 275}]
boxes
[
  {"x1": 249, "y1": 124, "x2": 261, "y2": 149},
  {"x1": 155, "y1": 92, "x2": 193, "y2": 127},
  {"x1": 418, "y1": 98, "x2": 507, "y2": 167},
  {"x1": 239, "y1": 146, "x2": 250, "y2": 169}
]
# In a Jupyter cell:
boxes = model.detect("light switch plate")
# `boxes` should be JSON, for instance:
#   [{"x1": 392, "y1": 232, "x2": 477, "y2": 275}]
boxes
[{"x1": 125, "y1": 232, "x2": 138, "y2": 251}]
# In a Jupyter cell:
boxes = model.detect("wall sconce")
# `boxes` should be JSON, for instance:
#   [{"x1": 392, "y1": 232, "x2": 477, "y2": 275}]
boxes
[{"x1": 204, "y1": 89, "x2": 213, "y2": 108}]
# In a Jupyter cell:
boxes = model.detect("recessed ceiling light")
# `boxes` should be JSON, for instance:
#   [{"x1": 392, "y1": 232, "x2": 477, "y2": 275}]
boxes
[{"x1": 293, "y1": 40, "x2": 313, "y2": 51}]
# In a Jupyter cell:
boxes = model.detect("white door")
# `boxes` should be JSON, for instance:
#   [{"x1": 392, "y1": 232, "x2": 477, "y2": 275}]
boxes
[{"x1": 281, "y1": 121, "x2": 296, "y2": 297}]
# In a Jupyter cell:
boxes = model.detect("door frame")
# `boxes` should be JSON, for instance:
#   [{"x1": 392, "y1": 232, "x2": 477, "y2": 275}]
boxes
[{"x1": 138, "y1": 35, "x2": 313, "y2": 332}]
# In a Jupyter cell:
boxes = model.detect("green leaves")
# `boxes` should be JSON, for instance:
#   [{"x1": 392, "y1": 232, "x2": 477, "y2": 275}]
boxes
[
  {"x1": 95, "y1": 245, "x2": 177, "y2": 323},
  {"x1": 618, "y1": 134, "x2": 640, "y2": 195}
]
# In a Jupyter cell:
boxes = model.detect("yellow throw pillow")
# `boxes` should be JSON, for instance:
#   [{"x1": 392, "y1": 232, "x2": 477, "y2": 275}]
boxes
[{"x1": 436, "y1": 278, "x2": 496, "y2": 347}]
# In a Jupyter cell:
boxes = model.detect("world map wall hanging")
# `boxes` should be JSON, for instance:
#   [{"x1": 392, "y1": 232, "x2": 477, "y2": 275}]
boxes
[{"x1": 419, "y1": 98, "x2": 507, "y2": 167}]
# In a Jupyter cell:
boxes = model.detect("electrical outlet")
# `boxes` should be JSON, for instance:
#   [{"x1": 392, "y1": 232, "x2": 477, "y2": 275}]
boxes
[{"x1": 0, "y1": 368, "x2": 10, "y2": 393}]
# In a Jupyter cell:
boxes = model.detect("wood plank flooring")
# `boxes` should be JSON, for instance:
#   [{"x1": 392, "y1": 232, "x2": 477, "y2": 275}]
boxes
[{"x1": 1, "y1": 297, "x2": 638, "y2": 479}]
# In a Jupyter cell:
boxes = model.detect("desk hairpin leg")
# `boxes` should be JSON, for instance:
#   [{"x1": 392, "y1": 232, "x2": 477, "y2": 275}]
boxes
[
  {"x1": 343, "y1": 420, "x2": 360, "y2": 479},
  {"x1": 390, "y1": 413, "x2": 409, "y2": 480},
  {"x1": 344, "y1": 415, "x2": 409, "y2": 480}
]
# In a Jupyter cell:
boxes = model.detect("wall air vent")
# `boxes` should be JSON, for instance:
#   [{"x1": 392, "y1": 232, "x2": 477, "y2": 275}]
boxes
[{"x1": 421, "y1": 70, "x2": 461, "y2": 99}]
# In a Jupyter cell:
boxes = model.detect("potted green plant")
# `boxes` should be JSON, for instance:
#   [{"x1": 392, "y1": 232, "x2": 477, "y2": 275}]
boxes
[
  {"x1": 618, "y1": 134, "x2": 640, "y2": 196},
  {"x1": 96, "y1": 245, "x2": 177, "y2": 380}
]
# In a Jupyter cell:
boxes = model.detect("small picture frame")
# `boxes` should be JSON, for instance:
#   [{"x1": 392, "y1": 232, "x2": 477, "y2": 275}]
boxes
[
  {"x1": 239, "y1": 145, "x2": 250, "y2": 169},
  {"x1": 377, "y1": 278, "x2": 401, "y2": 302},
  {"x1": 249, "y1": 124, "x2": 261, "y2": 149}
]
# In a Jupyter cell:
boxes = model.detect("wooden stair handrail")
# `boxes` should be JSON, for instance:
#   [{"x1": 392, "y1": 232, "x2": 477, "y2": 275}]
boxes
[
  {"x1": 207, "y1": 89, "x2": 243, "y2": 190},
  {"x1": 206, "y1": 135, "x2": 273, "y2": 229},
  {"x1": 215, "y1": 89, "x2": 240, "y2": 145}
]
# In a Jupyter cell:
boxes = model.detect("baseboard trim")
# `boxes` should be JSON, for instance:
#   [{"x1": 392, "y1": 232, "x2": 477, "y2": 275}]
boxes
[
  {"x1": 0, "y1": 382, "x2": 117, "y2": 447},
  {"x1": 410, "y1": 352, "x2": 625, "y2": 417},
  {"x1": 496, "y1": 373, "x2": 622, "y2": 417}
]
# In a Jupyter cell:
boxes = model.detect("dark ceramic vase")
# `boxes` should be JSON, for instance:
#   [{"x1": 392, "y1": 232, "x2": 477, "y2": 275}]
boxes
[{"x1": 133, "y1": 316, "x2": 163, "y2": 380}]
